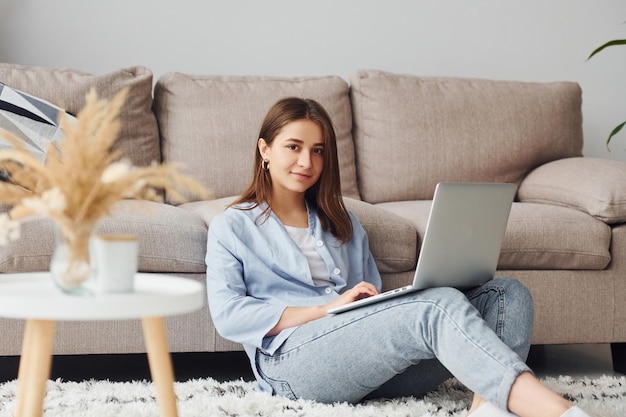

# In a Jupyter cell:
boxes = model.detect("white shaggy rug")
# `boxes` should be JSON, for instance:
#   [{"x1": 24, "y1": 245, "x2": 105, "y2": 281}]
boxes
[{"x1": 0, "y1": 375, "x2": 624, "y2": 417}]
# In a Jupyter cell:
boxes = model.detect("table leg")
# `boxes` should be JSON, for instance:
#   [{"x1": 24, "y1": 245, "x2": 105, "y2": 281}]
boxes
[
  {"x1": 15, "y1": 319, "x2": 56, "y2": 417},
  {"x1": 142, "y1": 316, "x2": 178, "y2": 417}
]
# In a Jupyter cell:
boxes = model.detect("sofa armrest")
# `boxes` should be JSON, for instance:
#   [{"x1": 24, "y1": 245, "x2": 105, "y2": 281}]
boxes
[{"x1": 518, "y1": 157, "x2": 626, "y2": 224}]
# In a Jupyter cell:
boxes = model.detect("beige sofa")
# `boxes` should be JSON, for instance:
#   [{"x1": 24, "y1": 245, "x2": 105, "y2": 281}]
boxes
[{"x1": 1, "y1": 64, "x2": 625, "y2": 373}]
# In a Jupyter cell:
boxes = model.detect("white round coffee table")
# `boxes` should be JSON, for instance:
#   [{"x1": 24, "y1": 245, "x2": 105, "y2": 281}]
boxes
[{"x1": 0, "y1": 272, "x2": 205, "y2": 417}]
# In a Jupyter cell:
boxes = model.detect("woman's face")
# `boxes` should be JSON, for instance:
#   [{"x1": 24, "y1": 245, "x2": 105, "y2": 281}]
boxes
[{"x1": 258, "y1": 119, "x2": 325, "y2": 199}]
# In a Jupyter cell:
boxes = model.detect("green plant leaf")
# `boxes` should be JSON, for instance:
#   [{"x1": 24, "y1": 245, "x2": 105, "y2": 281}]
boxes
[
  {"x1": 588, "y1": 39, "x2": 626, "y2": 60},
  {"x1": 607, "y1": 121, "x2": 626, "y2": 148}
]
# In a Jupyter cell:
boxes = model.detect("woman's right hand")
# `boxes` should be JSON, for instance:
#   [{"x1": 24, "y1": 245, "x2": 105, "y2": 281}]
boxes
[
  {"x1": 325, "y1": 282, "x2": 379, "y2": 312},
  {"x1": 267, "y1": 282, "x2": 380, "y2": 337}
]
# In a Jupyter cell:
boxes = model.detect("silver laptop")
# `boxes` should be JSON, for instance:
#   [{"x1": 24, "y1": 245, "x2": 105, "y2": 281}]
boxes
[{"x1": 327, "y1": 182, "x2": 516, "y2": 314}]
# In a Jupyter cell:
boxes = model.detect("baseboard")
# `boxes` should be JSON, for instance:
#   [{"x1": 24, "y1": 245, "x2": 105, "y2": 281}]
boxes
[
  {"x1": 611, "y1": 343, "x2": 626, "y2": 374},
  {"x1": 0, "y1": 351, "x2": 253, "y2": 383}
]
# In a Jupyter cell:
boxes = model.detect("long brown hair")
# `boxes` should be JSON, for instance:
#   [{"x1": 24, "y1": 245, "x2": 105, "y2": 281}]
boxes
[{"x1": 230, "y1": 97, "x2": 352, "y2": 243}]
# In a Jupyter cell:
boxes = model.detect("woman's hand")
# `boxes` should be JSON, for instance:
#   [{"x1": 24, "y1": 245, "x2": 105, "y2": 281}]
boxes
[
  {"x1": 265, "y1": 282, "x2": 379, "y2": 337},
  {"x1": 325, "y1": 282, "x2": 379, "y2": 312}
]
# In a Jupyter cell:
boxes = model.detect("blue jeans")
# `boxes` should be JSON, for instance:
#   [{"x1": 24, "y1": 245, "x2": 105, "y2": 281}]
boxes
[{"x1": 256, "y1": 277, "x2": 534, "y2": 410}]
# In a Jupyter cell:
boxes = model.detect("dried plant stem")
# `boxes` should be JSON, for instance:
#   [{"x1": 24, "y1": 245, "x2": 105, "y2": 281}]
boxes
[
  {"x1": 75, "y1": 182, "x2": 103, "y2": 224},
  {"x1": 0, "y1": 87, "x2": 212, "y2": 290}
]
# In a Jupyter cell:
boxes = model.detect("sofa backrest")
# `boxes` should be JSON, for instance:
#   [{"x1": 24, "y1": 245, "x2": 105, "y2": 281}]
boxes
[
  {"x1": 350, "y1": 70, "x2": 584, "y2": 203},
  {"x1": 153, "y1": 73, "x2": 360, "y2": 203},
  {"x1": 0, "y1": 63, "x2": 160, "y2": 168}
]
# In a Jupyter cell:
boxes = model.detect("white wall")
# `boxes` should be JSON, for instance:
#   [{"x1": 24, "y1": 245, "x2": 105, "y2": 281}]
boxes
[{"x1": 1, "y1": 0, "x2": 625, "y2": 161}]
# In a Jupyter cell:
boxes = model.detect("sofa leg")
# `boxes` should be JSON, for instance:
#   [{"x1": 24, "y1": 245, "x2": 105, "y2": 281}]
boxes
[{"x1": 610, "y1": 343, "x2": 626, "y2": 374}]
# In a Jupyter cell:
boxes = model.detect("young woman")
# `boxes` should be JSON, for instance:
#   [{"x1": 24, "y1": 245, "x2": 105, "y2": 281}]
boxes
[{"x1": 205, "y1": 97, "x2": 591, "y2": 417}]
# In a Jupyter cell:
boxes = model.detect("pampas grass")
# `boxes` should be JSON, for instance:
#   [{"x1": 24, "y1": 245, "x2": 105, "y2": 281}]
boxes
[{"x1": 0, "y1": 88, "x2": 211, "y2": 287}]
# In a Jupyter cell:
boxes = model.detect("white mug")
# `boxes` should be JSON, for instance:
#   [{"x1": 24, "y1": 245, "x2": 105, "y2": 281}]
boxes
[{"x1": 91, "y1": 233, "x2": 138, "y2": 294}]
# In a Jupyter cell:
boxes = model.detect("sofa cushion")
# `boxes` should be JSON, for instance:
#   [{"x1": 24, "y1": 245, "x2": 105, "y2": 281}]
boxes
[
  {"x1": 375, "y1": 200, "x2": 611, "y2": 270},
  {"x1": 0, "y1": 200, "x2": 208, "y2": 274},
  {"x1": 342, "y1": 197, "x2": 417, "y2": 274},
  {"x1": 0, "y1": 215, "x2": 54, "y2": 272},
  {"x1": 350, "y1": 70, "x2": 583, "y2": 203},
  {"x1": 179, "y1": 197, "x2": 236, "y2": 227},
  {"x1": 519, "y1": 157, "x2": 626, "y2": 225},
  {"x1": 180, "y1": 197, "x2": 417, "y2": 275},
  {"x1": 153, "y1": 73, "x2": 360, "y2": 203},
  {"x1": 0, "y1": 63, "x2": 160, "y2": 168},
  {"x1": 101, "y1": 200, "x2": 208, "y2": 273},
  {"x1": 502, "y1": 203, "x2": 611, "y2": 269}
]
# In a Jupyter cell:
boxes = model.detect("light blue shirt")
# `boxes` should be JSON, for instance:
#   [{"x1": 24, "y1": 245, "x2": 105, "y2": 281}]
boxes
[{"x1": 205, "y1": 202, "x2": 382, "y2": 392}]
